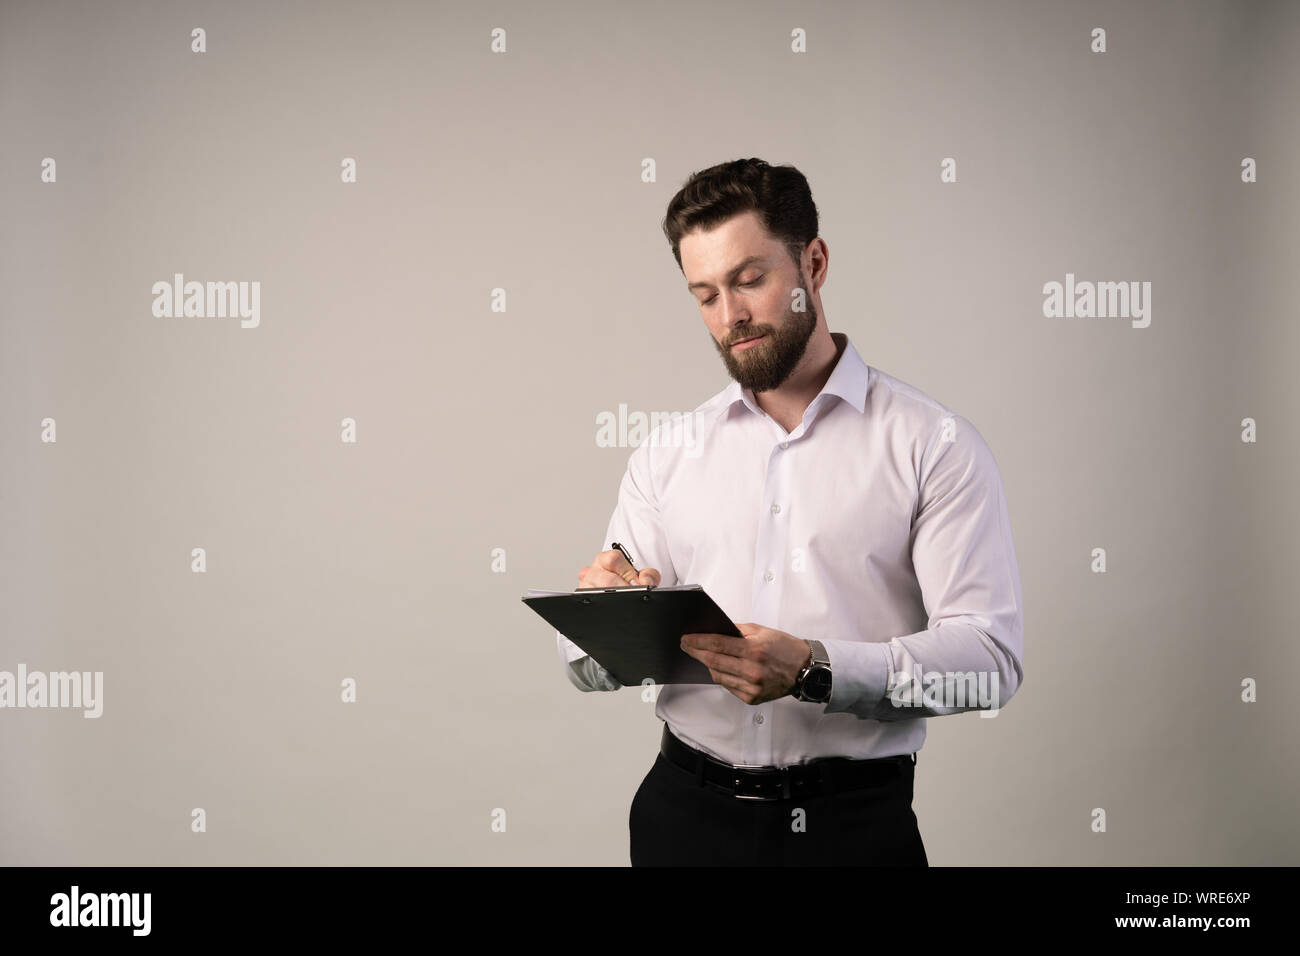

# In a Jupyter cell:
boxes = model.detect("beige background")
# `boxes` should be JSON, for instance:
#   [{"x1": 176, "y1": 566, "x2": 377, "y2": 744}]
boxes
[{"x1": 1, "y1": 0, "x2": 1296, "y2": 865}]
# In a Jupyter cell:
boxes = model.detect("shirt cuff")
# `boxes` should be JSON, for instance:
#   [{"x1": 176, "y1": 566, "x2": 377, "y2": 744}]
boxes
[
  {"x1": 565, "y1": 654, "x2": 623, "y2": 692},
  {"x1": 556, "y1": 630, "x2": 589, "y2": 663},
  {"x1": 818, "y1": 639, "x2": 892, "y2": 718}
]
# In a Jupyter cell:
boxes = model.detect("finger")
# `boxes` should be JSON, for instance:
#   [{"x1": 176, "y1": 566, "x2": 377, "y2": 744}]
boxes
[
  {"x1": 684, "y1": 633, "x2": 747, "y2": 656},
  {"x1": 710, "y1": 670, "x2": 762, "y2": 701},
  {"x1": 595, "y1": 549, "x2": 640, "y2": 583},
  {"x1": 637, "y1": 568, "x2": 661, "y2": 587},
  {"x1": 687, "y1": 646, "x2": 761, "y2": 682},
  {"x1": 581, "y1": 564, "x2": 634, "y2": 588}
]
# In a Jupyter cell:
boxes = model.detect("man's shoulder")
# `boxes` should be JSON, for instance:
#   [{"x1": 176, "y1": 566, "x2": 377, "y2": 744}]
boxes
[
  {"x1": 632, "y1": 381, "x2": 736, "y2": 454},
  {"x1": 615, "y1": 383, "x2": 735, "y2": 483},
  {"x1": 865, "y1": 366, "x2": 1000, "y2": 479},
  {"x1": 866, "y1": 365, "x2": 962, "y2": 431},
  {"x1": 692, "y1": 380, "x2": 741, "y2": 420}
]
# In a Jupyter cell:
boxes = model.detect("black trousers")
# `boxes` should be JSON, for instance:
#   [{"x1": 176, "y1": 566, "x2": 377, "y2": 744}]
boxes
[{"x1": 629, "y1": 743, "x2": 929, "y2": 867}]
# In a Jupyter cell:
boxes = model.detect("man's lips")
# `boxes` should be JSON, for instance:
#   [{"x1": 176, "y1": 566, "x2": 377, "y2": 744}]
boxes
[{"x1": 731, "y1": 334, "x2": 766, "y2": 350}]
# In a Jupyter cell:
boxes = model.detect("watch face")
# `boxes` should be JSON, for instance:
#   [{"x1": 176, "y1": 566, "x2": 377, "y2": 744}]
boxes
[{"x1": 805, "y1": 667, "x2": 832, "y2": 701}]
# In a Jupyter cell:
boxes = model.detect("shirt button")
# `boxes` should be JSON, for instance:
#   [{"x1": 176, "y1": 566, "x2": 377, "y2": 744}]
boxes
[
  {"x1": 780, "y1": 442, "x2": 789, "y2": 449},
  {"x1": 764, "y1": 570, "x2": 774, "y2": 582},
  {"x1": 755, "y1": 713, "x2": 765, "y2": 724},
  {"x1": 770, "y1": 503, "x2": 781, "y2": 514}
]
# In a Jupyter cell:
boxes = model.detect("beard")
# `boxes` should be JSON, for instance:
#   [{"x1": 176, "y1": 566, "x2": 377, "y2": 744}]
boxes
[{"x1": 711, "y1": 294, "x2": 818, "y2": 392}]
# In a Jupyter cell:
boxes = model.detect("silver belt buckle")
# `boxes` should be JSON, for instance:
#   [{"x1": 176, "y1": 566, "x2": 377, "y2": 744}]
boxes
[{"x1": 727, "y1": 763, "x2": 790, "y2": 801}]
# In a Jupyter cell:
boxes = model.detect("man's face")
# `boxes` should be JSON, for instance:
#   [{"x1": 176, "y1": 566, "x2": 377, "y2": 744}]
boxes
[{"x1": 681, "y1": 211, "x2": 817, "y2": 393}]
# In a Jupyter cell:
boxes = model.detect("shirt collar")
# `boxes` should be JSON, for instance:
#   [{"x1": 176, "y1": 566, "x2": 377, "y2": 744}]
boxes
[{"x1": 721, "y1": 331, "x2": 869, "y2": 418}]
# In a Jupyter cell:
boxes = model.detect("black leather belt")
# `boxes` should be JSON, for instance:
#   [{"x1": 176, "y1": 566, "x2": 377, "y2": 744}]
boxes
[{"x1": 660, "y1": 724, "x2": 914, "y2": 801}]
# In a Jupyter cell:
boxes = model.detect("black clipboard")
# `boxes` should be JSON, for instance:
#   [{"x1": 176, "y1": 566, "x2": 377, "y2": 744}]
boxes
[{"x1": 523, "y1": 584, "x2": 742, "y2": 685}]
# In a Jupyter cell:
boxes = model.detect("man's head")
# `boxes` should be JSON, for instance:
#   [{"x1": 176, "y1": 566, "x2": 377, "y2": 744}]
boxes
[{"x1": 663, "y1": 158, "x2": 828, "y2": 392}]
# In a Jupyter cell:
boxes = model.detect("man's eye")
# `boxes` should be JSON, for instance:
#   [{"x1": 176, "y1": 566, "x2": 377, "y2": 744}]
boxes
[{"x1": 701, "y1": 276, "x2": 763, "y2": 306}]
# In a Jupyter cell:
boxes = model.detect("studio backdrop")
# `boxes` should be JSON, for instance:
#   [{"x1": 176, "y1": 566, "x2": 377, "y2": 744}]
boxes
[{"x1": 1, "y1": 0, "x2": 1296, "y2": 865}]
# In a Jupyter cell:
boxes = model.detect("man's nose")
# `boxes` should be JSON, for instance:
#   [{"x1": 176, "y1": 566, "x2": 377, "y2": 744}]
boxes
[{"x1": 719, "y1": 291, "x2": 751, "y2": 329}]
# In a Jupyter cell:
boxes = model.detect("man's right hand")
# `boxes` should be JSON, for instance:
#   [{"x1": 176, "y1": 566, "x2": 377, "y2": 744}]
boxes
[{"x1": 577, "y1": 549, "x2": 662, "y2": 589}]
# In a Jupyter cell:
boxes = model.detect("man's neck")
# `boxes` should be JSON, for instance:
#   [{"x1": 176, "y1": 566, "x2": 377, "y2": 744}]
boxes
[{"x1": 754, "y1": 330, "x2": 844, "y2": 434}]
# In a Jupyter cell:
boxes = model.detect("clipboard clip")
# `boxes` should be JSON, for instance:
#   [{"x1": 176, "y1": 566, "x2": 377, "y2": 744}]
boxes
[{"x1": 572, "y1": 583, "x2": 656, "y2": 603}]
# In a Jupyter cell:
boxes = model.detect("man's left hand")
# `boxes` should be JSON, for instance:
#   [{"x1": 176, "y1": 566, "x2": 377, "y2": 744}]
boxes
[{"x1": 681, "y1": 623, "x2": 811, "y2": 705}]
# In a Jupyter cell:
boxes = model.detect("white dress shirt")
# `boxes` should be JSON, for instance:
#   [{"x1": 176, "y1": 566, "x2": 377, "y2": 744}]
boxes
[{"x1": 557, "y1": 331, "x2": 1024, "y2": 767}]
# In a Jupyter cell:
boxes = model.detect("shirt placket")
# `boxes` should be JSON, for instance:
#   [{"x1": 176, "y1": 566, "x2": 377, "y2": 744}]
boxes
[{"x1": 741, "y1": 424, "x2": 796, "y2": 767}]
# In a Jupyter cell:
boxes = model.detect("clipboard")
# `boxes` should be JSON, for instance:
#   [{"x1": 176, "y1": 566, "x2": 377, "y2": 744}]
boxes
[{"x1": 523, "y1": 584, "x2": 742, "y2": 685}]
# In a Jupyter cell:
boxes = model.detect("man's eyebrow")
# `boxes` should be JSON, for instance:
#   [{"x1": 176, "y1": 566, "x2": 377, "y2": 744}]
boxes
[{"x1": 686, "y1": 256, "x2": 768, "y2": 292}]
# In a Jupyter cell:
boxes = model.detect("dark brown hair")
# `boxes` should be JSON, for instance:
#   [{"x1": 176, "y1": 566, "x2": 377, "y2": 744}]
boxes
[{"x1": 662, "y1": 158, "x2": 820, "y2": 273}]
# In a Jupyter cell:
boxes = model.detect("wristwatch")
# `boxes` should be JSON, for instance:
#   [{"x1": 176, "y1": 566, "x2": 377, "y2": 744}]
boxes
[{"x1": 791, "y1": 639, "x2": 832, "y2": 703}]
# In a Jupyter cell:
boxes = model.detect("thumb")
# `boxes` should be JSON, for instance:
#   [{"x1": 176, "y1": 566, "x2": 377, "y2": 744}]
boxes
[{"x1": 638, "y1": 568, "x2": 662, "y2": 587}]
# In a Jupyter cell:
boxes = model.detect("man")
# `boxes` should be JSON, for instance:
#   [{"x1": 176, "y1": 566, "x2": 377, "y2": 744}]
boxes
[{"x1": 558, "y1": 158, "x2": 1024, "y2": 866}]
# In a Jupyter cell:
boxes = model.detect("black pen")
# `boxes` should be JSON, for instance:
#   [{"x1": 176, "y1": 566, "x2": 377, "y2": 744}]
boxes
[{"x1": 611, "y1": 542, "x2": 653, "y2": 588}]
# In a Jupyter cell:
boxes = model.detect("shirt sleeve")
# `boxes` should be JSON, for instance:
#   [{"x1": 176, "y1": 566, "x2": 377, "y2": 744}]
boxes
[
  {"x1": 559, "y1": 636, "x2": 624, "y2": 692},
  {"x1": 555, "y1": 437, "x2": 680, "y2": 692},
  {"x1": 821, "y1": 414, "x2": 1025, "y2": 721}
]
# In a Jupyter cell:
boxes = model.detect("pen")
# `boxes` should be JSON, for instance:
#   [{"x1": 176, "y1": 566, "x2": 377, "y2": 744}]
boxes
[{"x1": 611, "y1": 541, "x2": 652, "y2": 588}]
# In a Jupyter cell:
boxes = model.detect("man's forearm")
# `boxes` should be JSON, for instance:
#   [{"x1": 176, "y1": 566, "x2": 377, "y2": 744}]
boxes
[{"x1": 821, "y1": 622, "x2": 1020, "y2": 721}]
